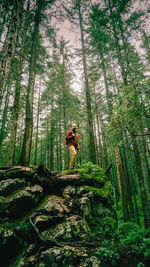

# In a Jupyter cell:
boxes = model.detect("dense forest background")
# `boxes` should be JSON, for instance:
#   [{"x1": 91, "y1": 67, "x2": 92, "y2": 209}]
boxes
[{"x1": 0, "y1": 0, "x2": 150, "y2": 234}]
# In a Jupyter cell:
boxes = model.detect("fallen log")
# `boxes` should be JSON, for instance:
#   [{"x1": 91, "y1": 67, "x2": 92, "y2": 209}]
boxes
[{"x1": 0, "y1": 166, "x2": 34, "y2": 181}]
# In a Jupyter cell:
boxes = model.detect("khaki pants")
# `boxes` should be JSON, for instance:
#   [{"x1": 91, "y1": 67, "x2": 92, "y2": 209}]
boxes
[{"x1": 68, "y1": 145, "x2": 76, "y2": 169}]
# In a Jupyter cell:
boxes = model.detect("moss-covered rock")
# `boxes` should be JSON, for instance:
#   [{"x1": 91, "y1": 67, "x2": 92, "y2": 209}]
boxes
[
  {"x1": 0, "y1": 185, "x2": 43, "y2": 218},
  {"x1": 1, "y1": 163, "x2": 146, "y2": 267},
  {"x1": 0, "y1": 178, "x2": 26, "y2": 196}
]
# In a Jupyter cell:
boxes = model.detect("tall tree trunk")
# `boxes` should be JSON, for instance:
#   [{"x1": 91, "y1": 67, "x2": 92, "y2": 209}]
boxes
[
  {"x1": 93, "y1": 119, "x2": 99, "y2": 164},
  {"x1": 100, "y1": 117, "x2": 108, "y2": 168},
  {"x1": 99, "y1": 51, "x2": 112, "y2": 117},
  {"x1": 60, "y1": 40, "x2": 68, "y2": 169},
  {"x1": 96, "y1": 116, "x2": 104, "y2": 168},
  {"x1": 50, "y1": 100, "x2": 55, "y2": 171},
  {"x1": 77, "y1": 0, "x2": 96, "y2": 163},
  {"x1": 140, "y1": 126, "x2": 150, "y2": 192},
  {"x1": 0, "y1": 85, "x2": 10, "y2": 153},
  {"x1": 0, "y1": 0, "x2": 24, "y2": 108},
  {"x1": 115, "y1": 146, "x2": 130, "y2": 222},
  {"x1": 40, "y1": 136, "x2": 43, "y2": 163},
  {"x1": 8, "y1": 0, "x2": 30, "y2": 165},
  {"x1": 93, "y1": 85, "x2": 105, "y2": 167},
  {"x1": 121, "y1": 148, "x2": 134, "y2": 219},
  {"x1": 131, "y1": 134, "x2": 150, "y2": 228},
  {"x1": 59, "y1": 120, "x2": 63, "y2": 171},
  {"x1": 20, "y1": 3, "x2": 41, "y2": 166},
  {"x1": 34, "y1": 83, "x2": 41, "y2": 166},
  {"x1": 46, "y1": 109, "x2": 50, "y2": 169},
  {"x1": 8, "y1": 36, "x2": 25, "y2": 164}
]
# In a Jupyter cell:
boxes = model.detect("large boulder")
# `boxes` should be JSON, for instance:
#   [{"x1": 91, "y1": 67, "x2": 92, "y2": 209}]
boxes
[{"x1": 0, "y1": 185, "x2": 43, "y2": 218}]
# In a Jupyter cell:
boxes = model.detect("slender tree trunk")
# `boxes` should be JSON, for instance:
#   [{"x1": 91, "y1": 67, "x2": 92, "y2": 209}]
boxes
[
  {"x1": 128, "y1": 157, "x2": 140, "y2": 225},
  {"x1": 59, "y1": 120, "x2": 63, "y2": 171},
  {"x1": 56, "y1": 133, "x2": 59, "y2": 171},
  {"x1": 8, "y1": 0, "x2": 30, "y2": 165},
  {"x1": 34, "y1": 84, "x2": 41, "y2": 166},
  {"x1": 99, "y1": 117, "x2": 108, "y2": 168},
  {"x1": 99, "y1": 51, "x2": 112, "y2": 117},
  {"x1": 140, "y1": 126, "x2": 150, "y2": 192},
  {"x1": 132, "y1": 135, "x2": 150, "y2": 228},
  {"x1": 50, "y1": 100, "x2": 55, "y2": 171},
  {"x1": 60, "y1": 41, "x2": 68, "y2": 169},
  {"x1": 0, "y1": 85, "x2": 10, "y2": 153},
  {"x1": 96, "y1": 116, "x2": 104, "y2": 168},
  {"x1": 131, "y1": 135, "x2": 150, "y2": 228},
  {"x1": 77, "y1": 0, "x2": 96, "y2": 163},
  {"x1": 93, "y1": 119, "x2": 99, "y2": 164},
  {"x1": 40, "y1": 136, "x2": 43, "y2": 163},
  {"x1": 20, "y1": 3, "x2": 41, "y2": 165},
  {"x1": 46, "y1": 110, "x2": 50, "y2": 169},
  {"x1": 133, "y1": 194, "x2": 140, "y2": 225},
  {"x1": 121, "y1": 148, "x2": 134, "y2": 219},
  {"x1": 8, "y1": 35, "x2": 26, "y2": 164},
  {"x1": 115, "y1": 147, "x2": 130, "y2": 222},
  {"x1": 93, "y1": 85, "x2": 105, "y2": 167}
]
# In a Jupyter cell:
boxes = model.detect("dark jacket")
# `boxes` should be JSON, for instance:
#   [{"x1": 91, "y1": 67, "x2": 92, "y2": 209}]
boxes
[{"x1": 65, "y1": 129, "x2": 80, "y2": 150}]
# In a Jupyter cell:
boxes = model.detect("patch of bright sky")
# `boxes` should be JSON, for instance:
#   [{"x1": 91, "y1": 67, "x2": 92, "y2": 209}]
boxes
[{"x1": 57, "y1": 21, "x2": 83, "y2": 93}]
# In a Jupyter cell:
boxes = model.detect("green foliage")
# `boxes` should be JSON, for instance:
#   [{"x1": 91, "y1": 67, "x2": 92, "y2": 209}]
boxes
[
  {"x1": 116, "y1": 222, "x2": 150, "y2": 265},
  {"x1": 78, "y1": 161, "x2": 106, "y2": 181},
  {"x1": 103, "y1": 216, "x2": 116, "y2": 229},
  {"x1": 118, "y1": 222, "x2": 145, "y2": 245},
  {"x1": 142, "y1": 237, "x2": 150, "y2": 261},
  {"x1": 95, "y1": 240, "x2": 120, "y2": 267},
  {"x1": 117, "y1": 222, "x2": 150, "y2": 263}
]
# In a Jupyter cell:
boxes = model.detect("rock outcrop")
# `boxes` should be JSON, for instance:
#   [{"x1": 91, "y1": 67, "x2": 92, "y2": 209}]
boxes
[{"x1": 0, "y1": 164, "x2": 116, "y2": 267}]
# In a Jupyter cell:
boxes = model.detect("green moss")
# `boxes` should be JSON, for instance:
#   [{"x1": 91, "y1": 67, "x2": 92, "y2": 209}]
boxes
[
  {"x1": 61, "y1": 162, "x2": 106, "y2": 183},
  {"x1": 5, "y1": 167, "x2": 34, "y2": 178},
  {"x1": 0, "y1": 219, "x2": 30, "y2": 232},
  {"x1": 78, "y1": 181, "x2": 112, "y2": 198},
  {"x1": 60, "y1": 169, "x2": 80, "y2": 175}
]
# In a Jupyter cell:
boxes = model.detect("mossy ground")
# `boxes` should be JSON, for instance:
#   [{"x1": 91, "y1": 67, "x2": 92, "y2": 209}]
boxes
[{"x1": 60, "y1": 162, "x2": 106, "y2": 184}]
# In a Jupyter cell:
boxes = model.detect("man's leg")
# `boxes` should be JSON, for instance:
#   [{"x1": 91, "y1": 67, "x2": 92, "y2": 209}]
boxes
[{"x1": 69, "y1": 145, "x2": 76, "y2": 169}]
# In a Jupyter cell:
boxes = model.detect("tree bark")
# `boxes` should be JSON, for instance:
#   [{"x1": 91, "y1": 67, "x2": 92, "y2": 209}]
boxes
[
  {"x1": 121, "y1": 148, "x2": 134, "y2": 219},
  {"x1": 0, "y1": 84, "x2": 10, "y2": 153},
  {"x1": 115, "y1": 147, "x2": 130, "y2": 222},
  {"x1": 0, "y1": 0, "x2": 24, "y2": 108},
  {"x1": 77, "y1": 0, "x2": 96, "y2": 163},
  {"x1": 131, "y1": 135, "x2": 150, "y2": 228},
  {"x1": 34, "y1": 83, "x2": 41, "y2": 166},
  {"x1": 60, "y1": 40, "x2": 69, "y2": 169},
  {"x1": 8, "y1": 23, "x2": 27, "y2": 165},
  {"x1": 20, "y1": 3, "x2": 41, "y2": 165},
  {"x1": 98, "y1": 50, "x2": 112, "y2": 117}
]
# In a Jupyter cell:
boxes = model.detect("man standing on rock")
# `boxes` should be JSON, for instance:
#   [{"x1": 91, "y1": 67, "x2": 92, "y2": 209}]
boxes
[{"x1": 65, "y1": 123, "x2": 80, "y2": 170}]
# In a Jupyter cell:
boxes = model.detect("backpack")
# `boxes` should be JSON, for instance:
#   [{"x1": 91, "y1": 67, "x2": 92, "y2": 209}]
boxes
[{"x1": 65, "y1": 130, "x2": 72, "y2": 145}]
